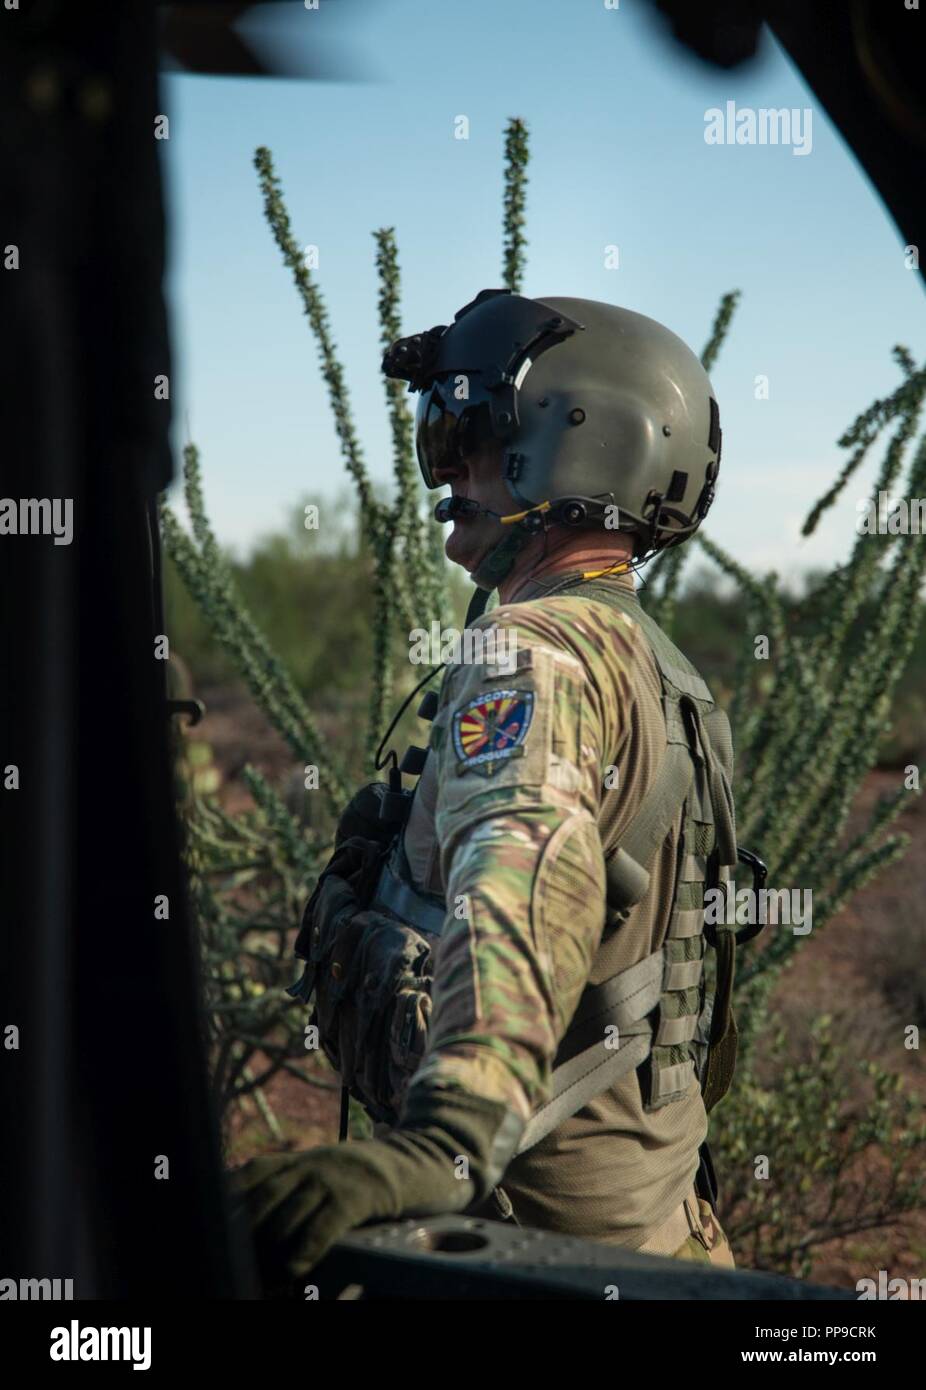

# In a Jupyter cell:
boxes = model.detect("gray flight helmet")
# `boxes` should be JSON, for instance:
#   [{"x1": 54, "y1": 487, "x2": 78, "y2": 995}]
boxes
[{"x1": 383, "y1": 287, "x2": 722, "y2": 557}]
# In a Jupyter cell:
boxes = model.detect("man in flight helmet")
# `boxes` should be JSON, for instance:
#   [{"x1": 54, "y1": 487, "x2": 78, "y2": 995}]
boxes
[
  {"x1": 236, "y1": 289, "x2": 738, "y2": 1282},
  {"x1": 399, "y1": 287, "x2": 720, "y2": 603}
]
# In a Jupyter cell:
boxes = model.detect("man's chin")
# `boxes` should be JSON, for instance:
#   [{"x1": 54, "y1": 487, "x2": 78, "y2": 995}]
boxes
[
  {"x1": 444, "y1": 525, "x2": 486, "y2": 575},
  {"x1": 443, "y1": 514, "x2": 511, "y2": 584}
]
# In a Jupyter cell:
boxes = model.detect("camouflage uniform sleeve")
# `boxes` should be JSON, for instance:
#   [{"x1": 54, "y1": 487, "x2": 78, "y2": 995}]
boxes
[{"x1": 402, "y1": 597, "x2": 641, "y2": 1148}]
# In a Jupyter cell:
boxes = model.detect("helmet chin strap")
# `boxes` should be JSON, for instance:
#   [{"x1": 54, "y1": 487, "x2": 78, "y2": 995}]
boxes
[{"x1": 465, "y1": 528, "x2": 533, "y2": 621}]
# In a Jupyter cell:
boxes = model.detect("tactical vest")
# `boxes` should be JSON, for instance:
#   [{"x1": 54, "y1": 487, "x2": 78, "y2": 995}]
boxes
[{"x1": 371, "y1": 579, "x2": 740, "y2": 1155}]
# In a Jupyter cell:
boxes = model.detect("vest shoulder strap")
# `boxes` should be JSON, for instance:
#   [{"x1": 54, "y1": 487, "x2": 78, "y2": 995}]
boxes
[
  {"x1": 575, "y1": 581, "x2": 714, "y2": 705},
  {"x1": 572, "y1": 581, "x2": 711, "y2": 917}
]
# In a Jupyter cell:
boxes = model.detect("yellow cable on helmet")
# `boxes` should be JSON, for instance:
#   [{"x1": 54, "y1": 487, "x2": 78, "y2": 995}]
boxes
[
  {"x1": 496, "y1": 501, "x2": 632, "y2": 581},
  {"x1": 581, "y1": 561, "x2": 631, "y2": 580},
  {"x1": 498, "y1": 499, "x2": 553, "y2": 524}
]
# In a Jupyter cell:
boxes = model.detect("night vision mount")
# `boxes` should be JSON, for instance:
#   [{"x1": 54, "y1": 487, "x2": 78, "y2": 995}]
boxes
[
  {"x1": 381, "y1": 323, "x2": 449, "y2": 393},
  {"x1": 380, "y1": 287, "x2": 584, "y2": 404}
]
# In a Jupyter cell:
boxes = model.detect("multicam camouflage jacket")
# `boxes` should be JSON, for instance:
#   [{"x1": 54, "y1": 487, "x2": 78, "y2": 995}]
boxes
[{"x1": 293, "y1": 570, "x2": 739, "y2": 1244}]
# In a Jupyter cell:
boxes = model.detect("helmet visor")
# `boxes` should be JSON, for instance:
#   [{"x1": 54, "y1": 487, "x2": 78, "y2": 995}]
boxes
[{"x1": 414, "y1": 375, "x2": 496, "y2": 488}]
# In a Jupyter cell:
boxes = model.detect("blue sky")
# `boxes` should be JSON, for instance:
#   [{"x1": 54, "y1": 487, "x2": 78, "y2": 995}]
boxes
[{"x1": 161, "y1": 0, "x2": 924, "y2": 580}]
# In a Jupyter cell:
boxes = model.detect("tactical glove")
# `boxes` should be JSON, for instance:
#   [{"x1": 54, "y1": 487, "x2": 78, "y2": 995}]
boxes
[{"x1": 231, "y1": 1085, "x2": 523, "y2": 1292}]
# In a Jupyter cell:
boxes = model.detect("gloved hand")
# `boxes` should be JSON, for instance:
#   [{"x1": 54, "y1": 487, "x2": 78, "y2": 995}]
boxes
[{"x1": 230, "y1": 1086, "x2": 523, "y2": 1292}]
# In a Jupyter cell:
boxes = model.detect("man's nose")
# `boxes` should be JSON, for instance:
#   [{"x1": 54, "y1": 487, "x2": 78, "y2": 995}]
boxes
[{"x1": 432, "y1": 459, "x2": 465, "y2": 486}]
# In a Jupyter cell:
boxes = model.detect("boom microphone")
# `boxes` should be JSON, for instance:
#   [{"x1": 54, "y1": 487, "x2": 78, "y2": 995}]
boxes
[{"x1": 434, "y1": 495, "x2": 487, "y2": 523}]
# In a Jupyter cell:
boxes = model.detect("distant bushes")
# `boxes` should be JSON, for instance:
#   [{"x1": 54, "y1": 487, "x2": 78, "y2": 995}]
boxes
[{"x1": 167, "y1": 536, "x2": 926, "y2": 770}]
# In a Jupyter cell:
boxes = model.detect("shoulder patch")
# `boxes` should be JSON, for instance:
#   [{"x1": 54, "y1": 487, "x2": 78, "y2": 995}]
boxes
[{"x1": 452, "y1": 688, "x2": 535, "y2": 777}]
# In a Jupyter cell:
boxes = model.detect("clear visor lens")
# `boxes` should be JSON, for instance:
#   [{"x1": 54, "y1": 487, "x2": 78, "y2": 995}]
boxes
[{"x1": 414, "y1": 377, "x2": 495, "y2": 487}]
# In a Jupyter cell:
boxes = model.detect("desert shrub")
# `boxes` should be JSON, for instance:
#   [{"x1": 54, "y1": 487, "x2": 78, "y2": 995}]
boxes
[{"x1": 718, "y1": 1019, "x2": 925, "y2": 1278}]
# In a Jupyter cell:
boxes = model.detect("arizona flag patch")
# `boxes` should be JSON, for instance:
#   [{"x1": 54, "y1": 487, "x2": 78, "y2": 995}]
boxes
[{"x1": 452, "y1": 688, "x2": 534, "y2": 775}]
